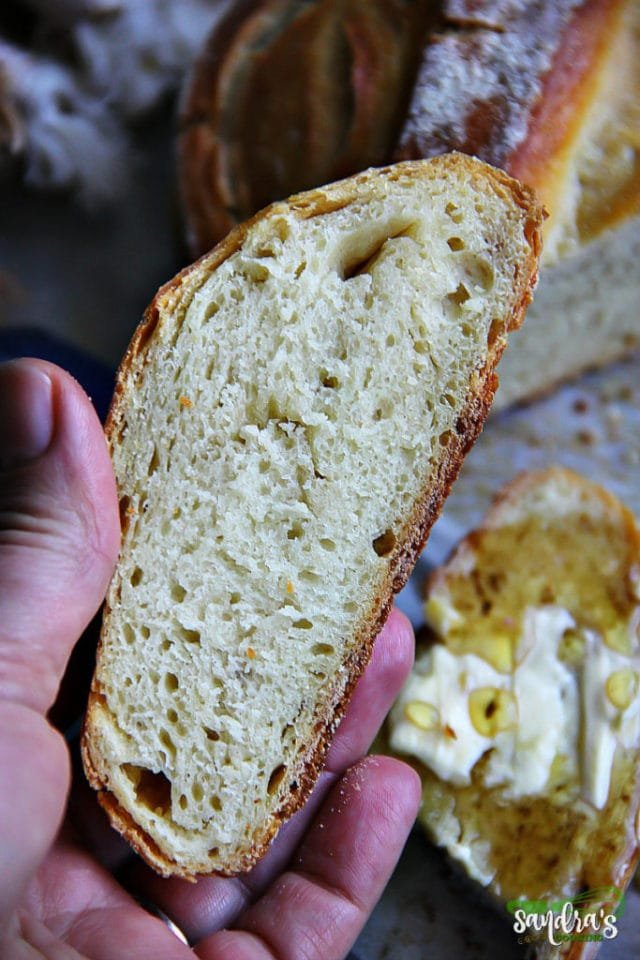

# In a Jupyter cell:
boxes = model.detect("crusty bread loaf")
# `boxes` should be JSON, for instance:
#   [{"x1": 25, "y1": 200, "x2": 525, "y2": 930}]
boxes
[
  {"x1": 81, "y1": 155, "x2": 543, "y2": 879},
  {"x1": 179, "y1": 0, "x2": 640, "y2": 409},
  {"x1": 178, "y1": 0, "x2": 433, "y2": 256},
  {"x1": 388, "y1": 467, "x2": 640, "y2": 959}
]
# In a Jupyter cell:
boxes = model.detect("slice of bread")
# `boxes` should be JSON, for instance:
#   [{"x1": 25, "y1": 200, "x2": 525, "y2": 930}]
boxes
[
  {"x1": 82, "y1": 155, "x2": 543, "y2": 879},
  {"x1": 389, "y1": 467, "x2": 640, "y2": 958}
]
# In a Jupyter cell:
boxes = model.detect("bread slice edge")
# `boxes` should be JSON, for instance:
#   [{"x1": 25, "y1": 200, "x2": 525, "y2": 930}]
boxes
[{"x1": 82, "y1": 155, "x2": 544, "y2": 878}]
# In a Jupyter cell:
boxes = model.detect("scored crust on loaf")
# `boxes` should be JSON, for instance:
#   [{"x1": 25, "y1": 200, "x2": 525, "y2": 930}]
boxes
[
  {"x1": 82, "y1": 155, "x2": 543, "y2": 879},
  {"x1": 388, "y1": 467, "x2": 640, "y2": 959},
  {"x1": 178, "y1": 0, "x2": 435, "y2": 257}
]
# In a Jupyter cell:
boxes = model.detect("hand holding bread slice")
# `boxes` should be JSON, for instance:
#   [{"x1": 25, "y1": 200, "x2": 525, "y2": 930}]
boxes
[{"x1": 82, "y1": 155, "x2": 543, "y2": 879}]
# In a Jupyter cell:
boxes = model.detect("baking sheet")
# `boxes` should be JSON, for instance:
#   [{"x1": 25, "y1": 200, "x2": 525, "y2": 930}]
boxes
[{"x1": 2, "y1": 113, "x2": 639, "y2": 958}]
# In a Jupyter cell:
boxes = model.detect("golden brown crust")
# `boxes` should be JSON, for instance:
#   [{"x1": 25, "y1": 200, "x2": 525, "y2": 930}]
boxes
[
  {"x1": 84, "y1": 155, "x2": 544, "y2": 879},
  {"x1": 395, "y1": 1, "x2": 615, "y2": 168},
  {"x1": 179, "y1": 0, "x2": 637, "y2": 260}
]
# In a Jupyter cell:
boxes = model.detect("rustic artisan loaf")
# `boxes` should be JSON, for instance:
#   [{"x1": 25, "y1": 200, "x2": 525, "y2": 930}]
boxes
[
  {"x1": 179, "y1": 0, "x2": 640, "y2": 408},
  {"x1": 82, "y1": 155, "x2": 543, "y2": 879},
  {"x1": 389, "y1": 467, "x2": 640, "y2": 959}
]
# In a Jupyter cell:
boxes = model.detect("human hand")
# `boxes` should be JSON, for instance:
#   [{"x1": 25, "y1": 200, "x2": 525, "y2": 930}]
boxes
[{"x1": 0, "y1": 358, "x2": 420, "y2": 960}]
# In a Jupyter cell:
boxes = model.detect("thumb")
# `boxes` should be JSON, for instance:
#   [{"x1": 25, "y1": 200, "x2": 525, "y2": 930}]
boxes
[{"x1": 0, "y1": 359, "x2": 120, "y2": 923}]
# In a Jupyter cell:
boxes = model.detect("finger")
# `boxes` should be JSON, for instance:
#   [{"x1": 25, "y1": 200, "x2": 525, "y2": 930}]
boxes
[
  {"x1": 196, "y1": 757, "x2": 421, "y2": 960},
  {"x1": 124, "y1": 609, "x2": 414, "y2": 942},
  {"x1": 0, "y1": 359, "x2": 120, "y2": 713},
  {"x1": 0, "y1": 359, "x2": 120, "y2": 924},
  {"x1": 20, "y1": 837, "x2": 193, "y2": 960}
]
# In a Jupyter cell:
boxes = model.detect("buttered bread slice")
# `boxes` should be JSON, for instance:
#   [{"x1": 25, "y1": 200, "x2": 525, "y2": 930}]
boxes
[
  {"x1": 390, "y1": 468, "x2": 640, "y2": 958},
  {"x1": 82, "y1": 156, "x2": 543, "y2": 879}
]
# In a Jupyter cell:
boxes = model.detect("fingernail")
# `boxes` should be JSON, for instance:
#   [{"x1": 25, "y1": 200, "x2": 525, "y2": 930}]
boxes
[{"x1": 0, "y1": 360, "x2": 54, "y2": 470}]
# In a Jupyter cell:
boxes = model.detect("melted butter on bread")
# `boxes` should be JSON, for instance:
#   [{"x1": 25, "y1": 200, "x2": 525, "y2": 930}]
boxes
[{"x1": 388, "y1": 468, "x2": 640, "y2": 910}]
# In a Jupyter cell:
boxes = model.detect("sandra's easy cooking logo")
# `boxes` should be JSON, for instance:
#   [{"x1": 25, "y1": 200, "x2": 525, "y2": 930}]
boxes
[{"x1": 507, "y1": 887, "x2": 625, "y2": 947}]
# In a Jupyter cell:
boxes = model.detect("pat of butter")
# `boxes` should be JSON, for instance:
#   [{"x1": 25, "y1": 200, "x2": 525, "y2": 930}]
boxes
[
  {"x1": 390, "y1": 605, "x2": 640, "y2": 808},
  {"x1": 390, "y1": 644, "x2": 506, "y2": 786},
  {"x1": 582, "y1": 637, "x2": 640, "y2": 809},
  {"x1": 484, "y1": 606, "x2": 578, "y2": 798}
]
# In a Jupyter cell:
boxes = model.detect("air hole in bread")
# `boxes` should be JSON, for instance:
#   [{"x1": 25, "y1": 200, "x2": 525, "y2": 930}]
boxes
[
  {"x1": 123, "y1": 623, "x2": 135, "y2": 645},
  {"x1": 192, "y1": 782, "x2": 204, "y2": 802},
  {"x1": 373, "y1": 529, "x2": 396, "y2": 557},
  {"x1": 299, "y1": 570, "x2": 320, "y2": 583},
  {"x1": 159, "y1": 729, "x2": 176, "y2": 758},
  {"x1": 386, "y1": 334, "x2": 396, "y2": 348},
  {"x1": 272, "y1": 218, "x2": 290, "y2": 243},
  {"x1": 267, "y1": 764, "x2": 287, "y2": 795},
  {"x1": 122, "y1": 764, "x2": 171, "y2": 817},
  {"x1": 242, "y1": 262, "x2": 270, "y2": 283},
  {"x1": 287, "y1": 522, "x2": 304, "y2": 540},
  {"x1": 488, "y1": 317, "x2": 503, "y2": 348},
  {"x1": 178, "y1": 627, "x2": 201, "y2": 645},
  {"x1": 204, "y1": 726, "x2": 220, "y2": 741},
  {"x1": 230, "y1": 592, "x2": 241, "y2": 604},
  {"x1": 292, "y1": 618, "x2": 313, "y2": 630},
  {"x1": 439, "y1": 430, "x2": 453, "y2": 447},
  {"x1": 204, "y1": 301, "x2": 220, "y2": 322},
  {"x1": 179, "y1": 793, "x2": 187, "y2": 810},
  {"x1": 322, "y1": 374, "x2": 340, "y2": 389},
  {"x1": 464, "y1": 256, "x2": 494, "y2": 292},
  {"x1": 312, "y1": 643, "x2": 335, "y2": 656},
  {"x1": 374, "y1": 400, "x2": 393, "y2": 420},
  {"x1": 448, "y1": 282, "x2": 471, "y2": 306},
  {"x1": 210, "y1": 795, "x2": 222, "y2": 811},
  {"x1": 445, "y1": 201, "x2": 464, "y2": 224},
  {"x1": 165, "y1": 672, "x2": 179, "y2": 692},
  {"x1": 447, "y1": 237, "x2": 465, "y2": 251},
  {"x1": 147, "y1": 447, "x2": 160, "y2": 477},
  {"x1": 170, "y1": 582, "x2": 186, "y2": 603},
  {"x1": 319, "y1": 538, "x2": 336, "y2": 552},
  {"x1": 294, "y1": 261, "x2": 306, "y2": 278},
  {"x1": 119, "y1": 495, "x2": 132, "y2": 529},
  {"x1": 167, "y1": 708, "x2": 178, "y2": 724},
  {"x1": 340, "y1": 226, "x2": 411, "y2": 281},
  {"x1": 413, "y1": 340, "x2": 429, "y2": 355}
]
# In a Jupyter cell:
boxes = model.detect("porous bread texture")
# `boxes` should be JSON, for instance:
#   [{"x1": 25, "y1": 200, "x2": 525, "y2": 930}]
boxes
[
  {"x1": 82, "y1": 155, "x2": 543, "y2": 879},
  {"x1": 392, "y1": 467, "x2": 640, "y2": 960},
  {"x1": 493, "y1": 212, "x2": 640, "y2": 410}
]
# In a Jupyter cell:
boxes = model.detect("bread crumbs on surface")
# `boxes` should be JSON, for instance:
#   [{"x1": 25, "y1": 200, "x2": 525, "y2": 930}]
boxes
[
  {"x1": 576, "y1": 429, "x2": 595, "y2": 446},
  {"x1": 179, "y1": 395, "x2": 193, "y2": 408}
]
